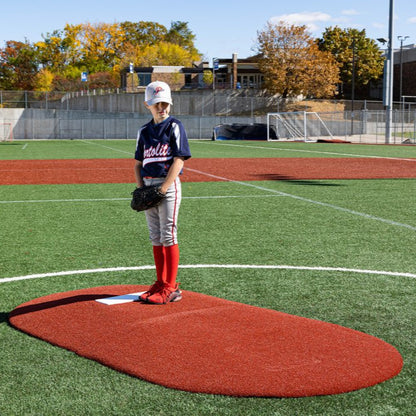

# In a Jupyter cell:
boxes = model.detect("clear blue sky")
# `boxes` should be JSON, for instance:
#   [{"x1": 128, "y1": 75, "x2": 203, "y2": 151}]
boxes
[{"x1": 1, "y1": 0, "x2": 415, "y2": 62}]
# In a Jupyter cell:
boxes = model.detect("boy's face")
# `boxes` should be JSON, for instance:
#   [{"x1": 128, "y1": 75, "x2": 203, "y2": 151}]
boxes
[{"x1": 145, "y1": 101, "x2": 171, "y2": 124}]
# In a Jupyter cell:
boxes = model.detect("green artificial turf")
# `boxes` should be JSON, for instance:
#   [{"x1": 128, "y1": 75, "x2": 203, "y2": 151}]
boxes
[
  {"x1": 0, "y1": 140, "x2": 415, "y2": 415},
  {"x1": 2, "y1": 138, "x2": 416, "y2": 160}
]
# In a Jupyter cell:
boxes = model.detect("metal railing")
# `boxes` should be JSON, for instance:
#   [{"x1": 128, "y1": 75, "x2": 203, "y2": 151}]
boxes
[{"x1": 3, "y1": 89, "x2": 415, "y2": 116}]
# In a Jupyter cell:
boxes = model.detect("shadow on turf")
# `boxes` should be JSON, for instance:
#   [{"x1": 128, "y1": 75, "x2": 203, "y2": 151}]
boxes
[
  {"x1": 258, "y1": 174, "x2": 344, "y2": 186},
  {"x1": 1, "y1": 312, "x2": 10, "y2": 324},
  {"x1": 8, "y1": 294, "x2": 114, "y2": 320}
]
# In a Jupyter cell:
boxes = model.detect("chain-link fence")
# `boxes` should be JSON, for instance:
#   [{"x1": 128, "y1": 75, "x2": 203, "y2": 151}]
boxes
[
  {"x1": 267, "y1": 110, "x2": 416, "y2": 144},
  {"x1": 1, "y1": 107, "x2": 415, "y2": 143}
]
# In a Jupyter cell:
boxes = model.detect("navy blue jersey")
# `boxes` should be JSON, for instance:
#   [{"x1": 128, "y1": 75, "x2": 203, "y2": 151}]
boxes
[{"x1": 135, "y1": 116, "x2": 191, "y2": 178}]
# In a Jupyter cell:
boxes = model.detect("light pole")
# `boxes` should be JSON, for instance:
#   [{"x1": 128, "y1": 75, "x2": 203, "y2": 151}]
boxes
[
  {"x1": 351, "y1": 37, "x2": 356, "y2": 135},
  {"x1": 385, "y1": 0, "x2": 394, "y2": 144},
  {"x1": 397, "y1": 35, "x2": 409, "y2": 108},
  {"x1": 376, "y1": 1, "x2": 395, "y2": 145}
]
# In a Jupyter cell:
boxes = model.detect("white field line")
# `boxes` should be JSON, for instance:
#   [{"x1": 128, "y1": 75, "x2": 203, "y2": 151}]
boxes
[
  {"x1": 193, "y1": 140, "x2": 416, "y2": 162},
  {"x1": 1, "y1": 171, "x2": 414, "y2": 230},
  {"x1": 0, "y1": 194, "x2": 282, "y2": 204},
  {"x1": 80, "y1": 139, "x2": 132, "y2": 155},
  {"x1": 185, "y1": 167, "x2": 416, "y2": 231},
  {"x1": 1, "y1": 264, "x2": 415, "y2": 284},
  {"x1": 82, "y1": 137, "x2": 416, "y2": 161},
  {"x1": 4, "y1": 140, "x2": 413, "y2": 230}
]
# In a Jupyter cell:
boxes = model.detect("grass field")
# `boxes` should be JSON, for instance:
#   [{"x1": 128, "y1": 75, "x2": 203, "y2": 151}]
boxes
[{"x1": 1, "y1": 139, "x2": 416, "y2": 415}]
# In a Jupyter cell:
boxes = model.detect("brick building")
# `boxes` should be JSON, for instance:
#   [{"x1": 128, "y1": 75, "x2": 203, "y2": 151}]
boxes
[
  {"x1": 393, "y1": 44, "x2": 416, "y2": 101},
  {"x1": 120, "y1": 63, "x2": 208, "y2": 92},
  {"x1": 121, "y1": 54, "x2": 263, "y2": 91},
  {"x1": 213, "y1": 54, "x2": 264, "y2": 89},
  {"x1": 372, "y1": 44, "x2": 416, "y2": 102}
]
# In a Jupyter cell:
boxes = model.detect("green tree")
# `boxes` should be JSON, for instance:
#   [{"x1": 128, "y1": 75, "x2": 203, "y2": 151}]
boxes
[
  {"x1": 165, "y1": 21, "x2": 198, "y2": 55},
  {"x1": 120, "y1": 21, "x2": 167, "y2": 46},
  {"x1": 317, "y1": 27, "x2": 384, "y2": 98},
  {"x1": 256, "y1": 22, "x2": 340, "y2": 98}
]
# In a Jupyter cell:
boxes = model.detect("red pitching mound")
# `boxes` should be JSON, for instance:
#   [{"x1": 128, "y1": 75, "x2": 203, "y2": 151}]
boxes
[{"x1": 9, "y1": 285, "x2": 403, "y2": 397}]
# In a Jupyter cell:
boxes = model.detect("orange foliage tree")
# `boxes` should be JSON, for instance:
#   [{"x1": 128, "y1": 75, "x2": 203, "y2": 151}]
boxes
[
  {"x1": 1, "y1": 21, "x2": 201, "y2": 91},
  {"x1": 256, "y1": 22, "x2": 340, "y2": 98}
]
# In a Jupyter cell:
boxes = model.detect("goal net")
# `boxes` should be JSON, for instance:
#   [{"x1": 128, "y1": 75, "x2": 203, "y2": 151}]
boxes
[
  {"x1": 267, "y1": 111, "x2": 334, "y2": 142},
  {"x1": 0, "y1": 122, "x2": 13, "y2": 142}
]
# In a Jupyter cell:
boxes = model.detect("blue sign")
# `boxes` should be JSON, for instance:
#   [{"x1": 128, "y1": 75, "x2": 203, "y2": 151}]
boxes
[
  {"x1": 81, "y1": 72, "x2": 88, "y2": 82},
  {"x1": 213, "y1": 59, "x2": 219, "y2": 70}
]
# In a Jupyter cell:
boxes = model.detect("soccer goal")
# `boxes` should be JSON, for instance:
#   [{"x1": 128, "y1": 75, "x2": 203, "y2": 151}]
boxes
[
  {"x1": 267, "y1": 111, "x2": 334, "y2": 142},
  {"x1": 0, "y1": 122, "x2": 14, "y2": 142}
]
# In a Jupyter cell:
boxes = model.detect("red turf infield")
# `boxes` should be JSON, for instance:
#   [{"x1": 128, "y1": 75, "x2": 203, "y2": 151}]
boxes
[{"x1": 0, "y1": 157, "x2": 415, "y2": 185}]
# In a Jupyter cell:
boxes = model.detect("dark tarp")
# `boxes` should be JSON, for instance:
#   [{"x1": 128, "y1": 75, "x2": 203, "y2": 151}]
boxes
[{"x1": 212, "y1": 123, "x2": 277, "y2": 141}]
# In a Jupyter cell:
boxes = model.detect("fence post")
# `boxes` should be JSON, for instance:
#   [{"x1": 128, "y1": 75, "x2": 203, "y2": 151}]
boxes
[
  {"x1": 303, "y1": 112, "x2": 307, "y2": 142},
  {"x1": 414, "y1": 111, "x2": 416, "y2": 142}
]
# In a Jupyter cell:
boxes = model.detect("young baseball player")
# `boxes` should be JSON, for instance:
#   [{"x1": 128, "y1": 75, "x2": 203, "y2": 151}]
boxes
[{"x1": 134, "y1": 81, "x2": 191, "y2": 304}]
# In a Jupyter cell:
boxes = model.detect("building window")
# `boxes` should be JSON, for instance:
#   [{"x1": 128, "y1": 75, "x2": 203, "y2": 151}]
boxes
[
  {"x1": 137, "y1": 73, "x2": 151, "y2": 87},
  {"x1": 185, "y1": 74, "x2": 192, "y2": 86}
]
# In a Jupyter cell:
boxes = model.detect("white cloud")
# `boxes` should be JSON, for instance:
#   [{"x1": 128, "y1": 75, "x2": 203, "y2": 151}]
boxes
[
  {"x1": 270, "y1": 11, "x2": 331, "y2": 25},
  {"x1": 269, "y1": 11, "x2": 332, "y2": 33},
  {"x1": 372, "y1": 22, "x2": 385, "y2": 30},
  {"x1": 341, "y1": 9, "x2": 359, "y2": 16},
  {"x1": 408, "y1": 17, "x2": 416, "y2": 24}
]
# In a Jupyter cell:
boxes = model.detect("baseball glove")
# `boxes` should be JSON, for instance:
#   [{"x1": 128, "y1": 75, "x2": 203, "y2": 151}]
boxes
[{"x1": 131, "y1": 185, "x2": 166, "y2": 212}]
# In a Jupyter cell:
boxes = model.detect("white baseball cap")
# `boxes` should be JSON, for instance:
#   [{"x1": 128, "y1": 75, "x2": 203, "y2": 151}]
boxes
[{"x1": 145, "y1": 81, "x2": 173, "y2": 106}]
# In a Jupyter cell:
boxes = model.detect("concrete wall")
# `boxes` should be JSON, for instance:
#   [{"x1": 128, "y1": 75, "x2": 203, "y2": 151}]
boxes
[
  {"x1": 35, "y1": 89, "x2": 281, "y2": 116},
  {"x1": 0, "y1": 108, "x2": 265, "y2": 140}
]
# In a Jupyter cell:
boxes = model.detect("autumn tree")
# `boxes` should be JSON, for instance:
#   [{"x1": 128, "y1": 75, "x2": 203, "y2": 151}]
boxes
[
  {"x1": 35, "y1": 27, "x2": 85, "y2": 90},
  {"x1": 0, "y1": 20, "x2": 201, "y2": 91},
  {"x1": 35, "y1": 29, "x2": 75, "y2": 73},
  {"x1": 0, "y1": 40, "x2": 39, "y2": 90},
  {"x1": 87, "y1": 71, "x2": 119, "y2": 90},
  {"x1": 63, "y1": 22, "x2": 126, "y2": 73},
  {"x1": 317, "y1": 27, "x2": 384, "y2": 98},
  {"x1": 256, "y1": 22, "x2": 340, "y2": 98},
  {"x1": 139, "y1": 41, "x2": 200, "y2": 67},
  {"x1": 33, "y1": 68, "x2": 54, "y2": 91}
]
